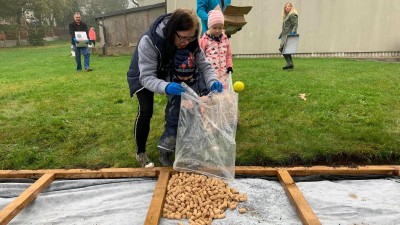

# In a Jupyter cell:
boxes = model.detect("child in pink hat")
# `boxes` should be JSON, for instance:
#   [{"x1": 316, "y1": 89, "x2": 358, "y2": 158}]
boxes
[{"x1": 199, "y1": 9, "x2": 233, "y2": 90}]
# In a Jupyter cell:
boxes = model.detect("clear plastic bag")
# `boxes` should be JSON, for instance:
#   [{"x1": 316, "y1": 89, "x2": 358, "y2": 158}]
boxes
[
  {"x1": 226, "y1": 71, "x2": 234, "y2": 91},
  {"x1": 174, "y1": 83, "x2": 238, "y2": 180}
]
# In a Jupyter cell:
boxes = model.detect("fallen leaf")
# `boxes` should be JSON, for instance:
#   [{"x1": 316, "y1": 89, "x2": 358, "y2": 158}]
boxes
[{"x1": 299, "y1": 93, "x2": 307, "y2": 101}]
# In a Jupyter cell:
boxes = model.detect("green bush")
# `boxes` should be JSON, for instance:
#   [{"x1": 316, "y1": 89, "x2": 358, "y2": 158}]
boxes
[{"x1": 27, "y1": 27, "x2": 47, "y2": 46}]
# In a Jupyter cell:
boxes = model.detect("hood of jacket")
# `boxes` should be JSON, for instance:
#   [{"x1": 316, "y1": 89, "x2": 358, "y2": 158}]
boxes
[{"x1": 126, "y1": 13, "x2": 171, "y2": 97}]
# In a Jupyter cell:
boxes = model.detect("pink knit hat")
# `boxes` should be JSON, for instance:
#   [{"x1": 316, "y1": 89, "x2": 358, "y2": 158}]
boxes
[{"x1": 208, "y1": 10, "x2": 224, "y2": 28}]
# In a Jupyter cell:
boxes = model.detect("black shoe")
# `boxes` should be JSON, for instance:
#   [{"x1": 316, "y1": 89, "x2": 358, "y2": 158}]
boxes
[
  {"x1": 282, "y1": 63, "x2": 294, "y2": 70},
  {"x1": 159, "y1": 151, "x2": 173, "y2": 167}
]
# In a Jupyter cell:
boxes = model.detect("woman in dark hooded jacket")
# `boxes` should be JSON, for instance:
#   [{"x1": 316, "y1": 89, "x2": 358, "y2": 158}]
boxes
[{"x1": 127, "y1": 8, "x2": 222, "y2": 167}]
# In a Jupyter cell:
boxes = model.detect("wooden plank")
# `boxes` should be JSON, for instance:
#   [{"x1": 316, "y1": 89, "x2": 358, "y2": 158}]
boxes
[
  {"x1": 235, "y1": 165, "x2": 400, "y2": 176},
  {"x1": 0, "y1": 168, "x2": 159, "y2": 179},
  {"x1": 287, "y1": 165, "x2": 399, "y2": 176},
  {"x1": 235, "y1": 166, "x2": 278, "y2": 176},
  {"x1": 0, "y1": 170, "x2": 46, "y2": 179},
  {"x1": 0, "y1": 173, "x2": 55, "y2": 225},
  {"x1": 0, "y1": 166, "x2": 398, "y2": 179},
  {"x1": 144, "y1": 170, "x2": 170, "y2": 225},
  {"x1": 277, "y1": 170, "x2": 321, "y2": 225}
]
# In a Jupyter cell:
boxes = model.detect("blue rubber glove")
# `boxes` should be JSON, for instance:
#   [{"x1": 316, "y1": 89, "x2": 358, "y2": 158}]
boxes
[
  {"x1": 165, "y1": 82, "x2": 185, "y2": 95},
  {"x1": 73, "y1": 38, "x2": 77, "y2": 43},
  {"x1": 290, "y1": 31, "x2": 296, "y2": 35},
  {"x1": 211, "y1": 81, "x2": 223, "y2": 93}
]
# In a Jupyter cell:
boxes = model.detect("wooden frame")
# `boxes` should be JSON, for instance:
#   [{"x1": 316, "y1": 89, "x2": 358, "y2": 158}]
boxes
[{"x1": 1, "y1": 166, "x2": 399, "y2": 225}]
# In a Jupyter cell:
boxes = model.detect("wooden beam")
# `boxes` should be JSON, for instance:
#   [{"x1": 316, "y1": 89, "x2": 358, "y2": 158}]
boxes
[
  {"x1": 0, "y1": 170, "x2": 46, "y2": 179},
  {"x1": 65, "y1": 168, "x2": 158, "y2": 179},
  {"x1": 144, "y1": 170, "x2": 170, "y2": 225},
  {"x1": 1, "y1": 166, "x2": 398, "y2": 179},
  {"x1": 286, "y1": 165, "x2": 399, "y2": 176},
  {"x1": 277, "y1": 170, "x2": 321, "y2": 225},
  {"x1": 0, "y1": 168, "x2": 159, "y2": 179},
  {"x1": 235, "y1": 166, "x2": 278, "y2": 176},
  {"x1": 0, "y1": 173, "x2": 55, "y2": 225}
]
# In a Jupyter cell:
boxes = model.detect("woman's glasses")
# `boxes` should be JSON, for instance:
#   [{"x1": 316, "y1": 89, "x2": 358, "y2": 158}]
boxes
[{"x1": 175, "y1": 32, "x2": 197, "y2": 43}]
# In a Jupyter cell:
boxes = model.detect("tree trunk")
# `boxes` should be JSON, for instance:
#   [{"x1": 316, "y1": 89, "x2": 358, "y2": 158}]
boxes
[{"x1": 16, "y1": 9, "x2": 22, "y2": 46}]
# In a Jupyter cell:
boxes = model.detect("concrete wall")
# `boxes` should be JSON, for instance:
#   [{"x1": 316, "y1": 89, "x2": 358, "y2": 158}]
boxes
[
  {"x1": 166, "y1": 0, "x2": 400, "y2": 56},
  {"x1": 96, "y1": 0, "x2": 400, "y2": 57}
]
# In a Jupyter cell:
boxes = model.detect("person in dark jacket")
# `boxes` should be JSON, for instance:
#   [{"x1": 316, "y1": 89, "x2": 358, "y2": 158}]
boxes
[
  {"x1": 278, "y1": 2, "x2": 298, "y2": 70},
  {"x1": 69, "y1": 12, "x2": 92, "y2": 72},
  {"x1": 126, "y1": 8, "x2": 223, "y2": 167}
]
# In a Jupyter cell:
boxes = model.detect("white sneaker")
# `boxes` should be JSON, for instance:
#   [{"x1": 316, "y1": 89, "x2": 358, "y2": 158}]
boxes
[{"x1": 145, "y1": 162, "x2": 154, "y2": 168}]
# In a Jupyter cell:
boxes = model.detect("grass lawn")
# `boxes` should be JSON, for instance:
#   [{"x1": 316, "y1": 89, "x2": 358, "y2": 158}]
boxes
[{"x1": 1, "y1": 41, "x2": 399, "y2": 169}]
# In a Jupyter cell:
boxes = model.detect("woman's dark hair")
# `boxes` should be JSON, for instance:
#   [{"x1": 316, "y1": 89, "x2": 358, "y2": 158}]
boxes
[{"x1": 163, "y1": 8, "x2": 200, "y2": 65}]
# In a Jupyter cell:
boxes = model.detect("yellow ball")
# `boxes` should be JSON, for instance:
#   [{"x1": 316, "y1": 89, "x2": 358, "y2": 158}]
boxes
[{"x1": 233, "y1": 81, "x2": 245, "y2": 92}]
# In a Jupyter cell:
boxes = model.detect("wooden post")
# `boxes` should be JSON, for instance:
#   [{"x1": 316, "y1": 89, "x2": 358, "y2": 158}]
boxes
[
  {"x1": 144, "y1": 170, "x2": 170, "y2": 225},
  {"x1": 277, "y1": 170, "x2": 321, "y2": 225},
  {"x1": 0, "y1": 173, "x2": 55, "y2": 225}
]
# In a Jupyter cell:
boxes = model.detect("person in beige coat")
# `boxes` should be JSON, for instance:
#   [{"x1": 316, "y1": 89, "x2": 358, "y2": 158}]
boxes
[{"x1": 279, "y1": 2, "x2": 298, "y2": 70}]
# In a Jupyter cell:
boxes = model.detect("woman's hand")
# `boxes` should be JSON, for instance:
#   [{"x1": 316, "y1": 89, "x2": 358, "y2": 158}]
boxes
[
  {"x1": 211, "y1": 82, "x2": 223, "y2": 92},
  {"x1": 165, "y1": 82, "x2": 185, "y2": 95}
]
